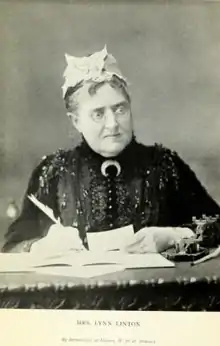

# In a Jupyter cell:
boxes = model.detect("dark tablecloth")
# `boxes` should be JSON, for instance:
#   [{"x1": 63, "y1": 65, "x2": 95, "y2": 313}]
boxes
[{"x1": 0, "y1": 258, "x2": 220, "y2": 310}]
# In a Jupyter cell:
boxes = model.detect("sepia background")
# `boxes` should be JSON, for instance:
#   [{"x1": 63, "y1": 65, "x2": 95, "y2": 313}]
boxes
[{"x1": 0, "y1": 0, "x2": 220, "y2": 246}]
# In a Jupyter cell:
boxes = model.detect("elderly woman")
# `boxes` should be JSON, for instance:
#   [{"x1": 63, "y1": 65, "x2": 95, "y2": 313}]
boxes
[{"x1": 2, "y1": 47, "x2": 220, "y2": 254}]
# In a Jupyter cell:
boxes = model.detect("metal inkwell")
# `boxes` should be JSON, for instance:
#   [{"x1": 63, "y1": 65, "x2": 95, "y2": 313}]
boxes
[{"x1": 163, "y1": 215, "x2": 220, "y2": 262}]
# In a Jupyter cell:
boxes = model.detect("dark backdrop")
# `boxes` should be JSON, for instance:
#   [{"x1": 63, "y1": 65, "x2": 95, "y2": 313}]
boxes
[{"x1": 1, "y1": 0, "x2": 220, "y2": 245}]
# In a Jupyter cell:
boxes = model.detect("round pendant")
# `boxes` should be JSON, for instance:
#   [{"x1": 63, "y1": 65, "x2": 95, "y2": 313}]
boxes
[{"x1": 101, "y1": 160, "x2": 121, "y2": 177}]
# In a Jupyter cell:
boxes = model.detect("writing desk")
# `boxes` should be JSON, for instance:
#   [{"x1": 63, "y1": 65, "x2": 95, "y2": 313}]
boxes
[{"x1": 0, "y1": 259, "x2": 220, "y2": 310}]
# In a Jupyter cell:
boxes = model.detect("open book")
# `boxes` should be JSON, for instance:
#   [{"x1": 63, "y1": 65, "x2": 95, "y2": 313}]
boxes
[{"x1": 0, "y1": 251, "x2": 174, "y2": 278}]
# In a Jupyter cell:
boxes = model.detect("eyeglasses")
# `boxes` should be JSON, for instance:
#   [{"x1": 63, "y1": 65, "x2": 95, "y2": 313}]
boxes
[{"x1": 91, "y1": 102, "x2": 130, "y2": 123}]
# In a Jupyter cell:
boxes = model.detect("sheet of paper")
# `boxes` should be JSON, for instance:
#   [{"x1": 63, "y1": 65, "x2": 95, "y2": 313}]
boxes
[
  {"x1": 87, "y1": 224, "x2": 134, "y2": 251},
  {"x1": 33, "y1": 264, "x2": 125, "y2": 278},
  {"x1": 112, "y1": 252, "x2": 175, "y2": 268},
  {"x1": 0, "y1": 253, "x2": 35, "y2": 272},
  {"x1": 0, "y1": 240, "x2": 174, "y2": 273},
  {"x1": 0, "y1": 253, "x2": 70, "y2": 273},
  {"x1": 31, "y1": 251, "x2": 174, "y2": 269},
  {"x1": 32, "y1": 252, "x2": 118, "y2": 268}
]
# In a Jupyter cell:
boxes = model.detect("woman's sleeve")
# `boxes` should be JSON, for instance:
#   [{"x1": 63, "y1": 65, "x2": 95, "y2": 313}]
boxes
[
  {"x1": 166, "y1": 150, "x2": 220, "y2": 226},
  {"x1": 1, "y1": 156, "x2": 59, "y2": 253}
]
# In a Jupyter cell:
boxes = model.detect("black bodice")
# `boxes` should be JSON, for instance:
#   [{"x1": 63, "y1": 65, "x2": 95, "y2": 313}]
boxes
[{"x1": 2, "y1": 139, "x2": 220, "y2": 252}]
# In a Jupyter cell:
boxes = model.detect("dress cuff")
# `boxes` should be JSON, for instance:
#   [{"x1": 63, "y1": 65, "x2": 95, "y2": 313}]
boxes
[{"x1": 7, "y1": 239, "x2": 39, "y2": 253}]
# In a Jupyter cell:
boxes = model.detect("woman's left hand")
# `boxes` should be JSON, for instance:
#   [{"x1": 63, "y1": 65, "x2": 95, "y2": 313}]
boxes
[{"x1": 124, "y1": 226, "x2": 195, "y2": 253}]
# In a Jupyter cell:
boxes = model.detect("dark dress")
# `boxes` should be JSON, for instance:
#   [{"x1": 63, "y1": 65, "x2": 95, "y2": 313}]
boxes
[{"x1": 2, "y1": 138, "x2": 220, "y2": 252}]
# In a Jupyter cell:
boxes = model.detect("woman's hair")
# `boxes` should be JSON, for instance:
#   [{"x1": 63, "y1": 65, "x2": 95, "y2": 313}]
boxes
[{"x1": 64, "y1": 75, "x2": 131, "y2": 113}]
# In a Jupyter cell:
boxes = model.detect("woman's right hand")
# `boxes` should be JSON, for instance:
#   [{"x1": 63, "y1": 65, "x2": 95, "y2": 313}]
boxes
[{"x1": 30, "y1": 224, "x2": 85, "y2": 255}]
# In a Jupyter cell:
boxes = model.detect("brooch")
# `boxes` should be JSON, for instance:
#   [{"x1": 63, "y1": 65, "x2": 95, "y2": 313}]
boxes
[{"x1": 101, "y1": 160, "x2": 121, "y2": 177}]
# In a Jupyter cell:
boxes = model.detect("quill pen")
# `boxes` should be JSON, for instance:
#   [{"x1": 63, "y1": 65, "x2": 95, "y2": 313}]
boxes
[
  {"x1": 191, "y1": 246, "x2": 220, "y2": 266},
  {"x1": 28, "y1": 194, "x2": 60, "y2": 224}
]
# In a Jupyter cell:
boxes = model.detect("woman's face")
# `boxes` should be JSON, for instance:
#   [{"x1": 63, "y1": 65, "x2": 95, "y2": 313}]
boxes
[{"x1": 70, "y1": 83, "x2": 133, "y2": 157}]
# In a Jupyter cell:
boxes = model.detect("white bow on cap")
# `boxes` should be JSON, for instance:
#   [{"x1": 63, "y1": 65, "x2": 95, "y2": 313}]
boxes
[{"x1": 61, "y1": 45, "x2": 127, "y2": 98}]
